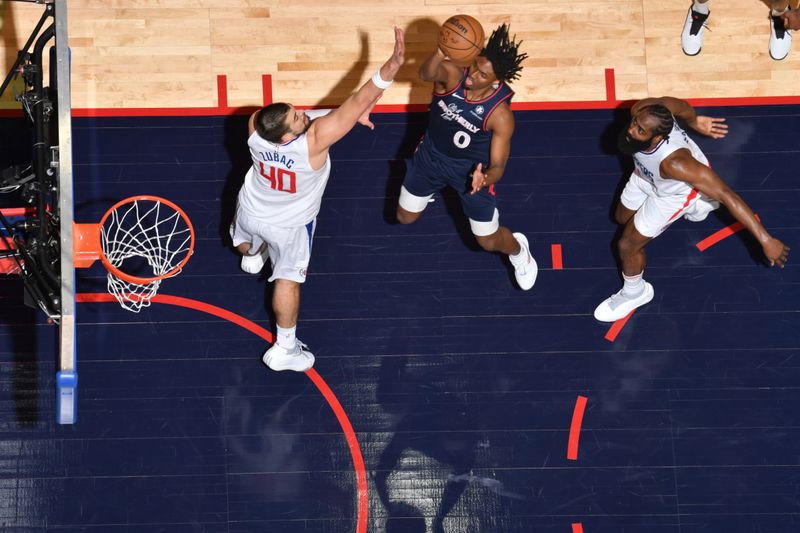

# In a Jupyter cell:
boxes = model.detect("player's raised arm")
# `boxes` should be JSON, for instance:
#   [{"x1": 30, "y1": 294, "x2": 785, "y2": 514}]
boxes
[
  {"x1": 634, "y1": 96, "x2": 727, "y2": 139},
  {"x1": 307, "y1": 27, "x2": 405, "y2": 155},
  {"x1": 418, "y1": 47, "x2": 463, "y2": 89}
]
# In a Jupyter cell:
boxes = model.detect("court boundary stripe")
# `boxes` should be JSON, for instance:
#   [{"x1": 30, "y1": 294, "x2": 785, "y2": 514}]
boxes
[
  {"x1": 5, "y1": 95, "x2": 800, "y2": 118},
  {"x1": 604, "y1": 309, "x2": 636, "y2": 342},
  {"x1": 604, "y1": 68, "x2": 616, "y2": 101},
  {"x1": 551, "y1": 244, "x2": 563, "y2": 270},
  {"x1": 216, "y1": 75, "x2": 228, "y2": 109},
  {"x1": 696, "y1": 214, "x2": 759, "y2": 252},
  {"x1": 75, "y1": 292, "x2": 369, "y2": 533},
  {"x1": 567, "y1": 395, "x2": 588, "y2": 460}
]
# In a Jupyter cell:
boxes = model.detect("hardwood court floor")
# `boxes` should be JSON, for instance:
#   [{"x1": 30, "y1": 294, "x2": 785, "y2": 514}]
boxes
[
  {"x1": 0, "y1": 104, "x2": 798, "y2": 532},
  {"x1": 2, "y1": 0, "x2": 800, "y2": 110}
]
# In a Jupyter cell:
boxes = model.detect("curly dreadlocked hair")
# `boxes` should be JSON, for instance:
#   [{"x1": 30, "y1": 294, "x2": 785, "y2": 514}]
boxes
[
  {"x1": 480, "y1": 23, "x2": 528, "y2": 83},
  {"x1": 639, "y1": 104, "x2": 675, "y2": 138}
]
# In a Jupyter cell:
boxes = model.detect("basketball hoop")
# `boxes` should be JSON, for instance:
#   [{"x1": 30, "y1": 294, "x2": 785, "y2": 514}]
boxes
[{"x1": 73, "y1": 196, "x2": 195, "y2": 312}]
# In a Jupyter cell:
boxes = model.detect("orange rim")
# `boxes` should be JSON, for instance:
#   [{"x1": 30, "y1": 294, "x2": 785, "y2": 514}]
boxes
[{"x1": 98, "y1": 195, "x2": 195, "y2": 285}]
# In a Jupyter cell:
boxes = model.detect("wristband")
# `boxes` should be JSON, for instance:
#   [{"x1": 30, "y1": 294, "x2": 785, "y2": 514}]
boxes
[{"x1": 371, "y1": 70, "x2": 393, "y2": 90}]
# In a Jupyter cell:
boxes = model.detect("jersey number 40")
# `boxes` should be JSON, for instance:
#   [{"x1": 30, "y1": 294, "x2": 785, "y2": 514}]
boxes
[{"x1": 259, "y1": 162, "x2": 296, "y2": 194}]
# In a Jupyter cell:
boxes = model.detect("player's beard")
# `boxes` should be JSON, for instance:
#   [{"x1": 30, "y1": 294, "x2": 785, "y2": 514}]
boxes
[{"x1": 617, "y1": 130, "x2": 653, "y2": 155}]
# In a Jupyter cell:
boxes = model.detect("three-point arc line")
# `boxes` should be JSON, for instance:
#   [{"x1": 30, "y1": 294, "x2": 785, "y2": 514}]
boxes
[
  {"x1": 568, "y1": 395, "x2": 588, "y2": 533},
  {"x1": 75, "y1": 293, "x2": 369, "y2": 533},
  {"x1": 567, "y1": 395, "x2": 588, "y2": 460}
]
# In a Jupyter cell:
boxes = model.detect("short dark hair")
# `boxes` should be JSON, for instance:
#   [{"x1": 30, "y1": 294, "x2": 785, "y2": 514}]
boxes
[
  {"x1": 255, "y1": 103, "x2": 291, "y2": 143},
  {"x1": 640, "y1": 104, "x2": 674, "y2": 138},
  {"x1": 481, "y1": 23, "x2": 527, "y2": 83}
]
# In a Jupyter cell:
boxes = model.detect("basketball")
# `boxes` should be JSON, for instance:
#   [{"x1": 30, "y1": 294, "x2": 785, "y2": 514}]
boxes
[{"x1": 438, "y1": 14, "x2": 485, "y2": 66}]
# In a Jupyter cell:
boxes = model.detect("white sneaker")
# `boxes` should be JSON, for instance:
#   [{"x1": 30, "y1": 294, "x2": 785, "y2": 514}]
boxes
[
  {"x1": 240, "y1": 246, "x2": 268, "y2": 274},
  {"x1": 262, "y1": 341, "x2": 315, "y2": 372},
  {"x1": 684, "y1": 197, "x2": 720, "y2": 222},
  {"x1": 593, "y1": 282, "x2": 654, "y2": 322},
  {"x1": 681, "y1": 7, "x2": 710, "y2": 56},
  {"x1": 770, "y1": 14, "x2": 792, "y2": 60},
  {"x1": 509, "y1": 232, "x2": 538, "y2": 291}
]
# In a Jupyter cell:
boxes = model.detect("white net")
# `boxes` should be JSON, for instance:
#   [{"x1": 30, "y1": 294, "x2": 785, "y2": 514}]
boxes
[{"x1": 101, "y1": 198, "x2": 193, "y2": 312}]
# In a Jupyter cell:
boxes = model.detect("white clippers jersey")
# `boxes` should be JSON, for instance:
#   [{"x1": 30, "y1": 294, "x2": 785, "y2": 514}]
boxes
[
  {"x1": 238, "y1": 130, "x2": 331, "y2": 227},
  {"x1": 632, "y1": 121, "x2": 709, "y2": 198}
]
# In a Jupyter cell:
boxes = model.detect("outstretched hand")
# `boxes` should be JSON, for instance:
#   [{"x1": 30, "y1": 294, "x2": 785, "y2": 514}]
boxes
[
  {"x1": 693, "y1": 116, "x2": 728, "y2": 139},
  {"x1": 470, "y1": 162, "x2": 488, "y2": 195},
  {"x1": 384, "y1": 27, "x2": 405, "y2": 78},
  {"x1": 764, "y1": 237, "x2": 790, "y2": 268}
]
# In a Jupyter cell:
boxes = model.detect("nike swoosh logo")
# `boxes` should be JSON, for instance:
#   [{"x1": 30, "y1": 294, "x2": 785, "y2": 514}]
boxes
[{"x1": 452, "y1": 93, "x2": 464, "y2": 99}]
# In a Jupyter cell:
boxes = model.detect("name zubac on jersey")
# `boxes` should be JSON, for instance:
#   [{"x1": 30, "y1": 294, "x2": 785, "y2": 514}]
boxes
[{"x1": 258, "y1": 150, "x2": 296, "y2": 170}]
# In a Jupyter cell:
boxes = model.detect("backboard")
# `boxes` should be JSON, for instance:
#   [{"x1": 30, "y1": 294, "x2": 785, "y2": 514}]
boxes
[{"x1": 54, "y1": 0, "x2": 76, "y2": 425}]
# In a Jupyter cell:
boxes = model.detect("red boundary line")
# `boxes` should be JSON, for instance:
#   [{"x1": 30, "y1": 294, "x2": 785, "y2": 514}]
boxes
[
  {"x1": 6, "y1": 85, "x2": 800, "y2": 118},
  {"x1": 567, "y1": 395, "x2": 588, "y2": 460},
  {"x1": 604, "y1": 68, "x2": 616, "y2": 102},
  {"x1": 74, "y1": 292, "x2": 369, "y2": 533},
  {"x1": 695, "y1": 214, "x2": 759, "y2": 252},
  {"x1": 551, "y1": 244, "x2": 563, "y2": 270},
  {"x1": 216, "y1": 75, "x2": 228, "y2": 110},
  {"x1": 604, "y1": 309, "x2": 635, "y2": 342},
  {"x1": 572, "y1": 523, "x2": 585, "y2": 533},
  {"x1": 262, "y1": 74, "x2": 273, "y2": 106}
]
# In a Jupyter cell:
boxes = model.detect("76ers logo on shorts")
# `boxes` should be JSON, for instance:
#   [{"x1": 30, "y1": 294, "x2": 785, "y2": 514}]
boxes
[{"x1": 299, "y1": 267, "x2": 307, "y2": 278}]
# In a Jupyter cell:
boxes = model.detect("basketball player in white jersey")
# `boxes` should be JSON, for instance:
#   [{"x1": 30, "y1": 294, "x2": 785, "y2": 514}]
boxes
[
  {"x1": 231, "y1": 27, "x2": 405, "y2": 372},
  {"x1": 595, "y1": 96, "x2": 790, "y2": 322}
]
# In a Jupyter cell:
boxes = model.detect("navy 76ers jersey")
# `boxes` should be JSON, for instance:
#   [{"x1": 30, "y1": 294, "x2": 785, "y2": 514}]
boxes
[{"x1": 426, "y1": 69, "x2": 514, "y2": 161}]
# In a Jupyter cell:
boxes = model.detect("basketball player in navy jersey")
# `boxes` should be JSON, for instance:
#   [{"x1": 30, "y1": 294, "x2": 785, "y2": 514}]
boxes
[
  {"x1": 231, "y1": 28, "x2": 404, "y2": 372},
  {"x1": 594, "y1": 96, "x2": 790, "y2": 322},
  {"x1": 396, "y1": 24, "x2": 538, "y2": 291}
]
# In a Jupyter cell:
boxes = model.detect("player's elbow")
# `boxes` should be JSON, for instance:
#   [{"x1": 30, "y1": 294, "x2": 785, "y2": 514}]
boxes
[{"x1": 418, "y1": 69, "x2": 435, "y2": 82}]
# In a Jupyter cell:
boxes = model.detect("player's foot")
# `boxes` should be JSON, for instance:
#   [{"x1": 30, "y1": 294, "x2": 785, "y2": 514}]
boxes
[
  {"x1": 681, "y1": 7, "x2": 709, "y2": 56},
  {"x1": 262, "y1": 341, "x2": 315, "y2": 372},
  {"x1": 684, "y1": 197, "x2": 720, "y2": 222},
  {"x1": 240, "y1": 246, "x2": 268, "y2": 274},
  {"x1": 593, "y1": 282, "x2": 654, "y2": 322},
  {"x1": 509, "y1": 232, "x2": 538, "y2": 291},
  {"x1": 770, "y1": 14, "x2": 792, "y2": 60}
]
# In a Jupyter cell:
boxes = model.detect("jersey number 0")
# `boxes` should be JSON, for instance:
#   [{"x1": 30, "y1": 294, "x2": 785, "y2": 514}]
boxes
[
  {"x1": 453, "y1": 131, "x2": 471, "y2": 149},
  {"x1": 259, "y1": 162, "x2": 296, "y2": 194}
]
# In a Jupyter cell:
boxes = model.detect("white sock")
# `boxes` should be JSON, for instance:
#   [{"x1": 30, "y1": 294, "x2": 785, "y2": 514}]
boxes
[
  {"x1": 245, "y1": 244, "x2": 263, "y2": 256},
  {"x1": 276, "y1": 325, "x2": 297, "y2": 349},
  {"x1": 693, "y1": 0, "x2": 710, "y2": 14},
  {"x1": 621, "y1": 271, "x2": 645, "y2": 297}
]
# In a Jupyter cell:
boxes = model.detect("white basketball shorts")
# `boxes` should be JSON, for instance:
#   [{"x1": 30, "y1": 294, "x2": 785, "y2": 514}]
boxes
[
  {"x1": 620, "y1": 172, "x2": 699, "y2": 238},
  {"x1": 231, "y1": 207, "x2": 316, "y2": 283}
]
